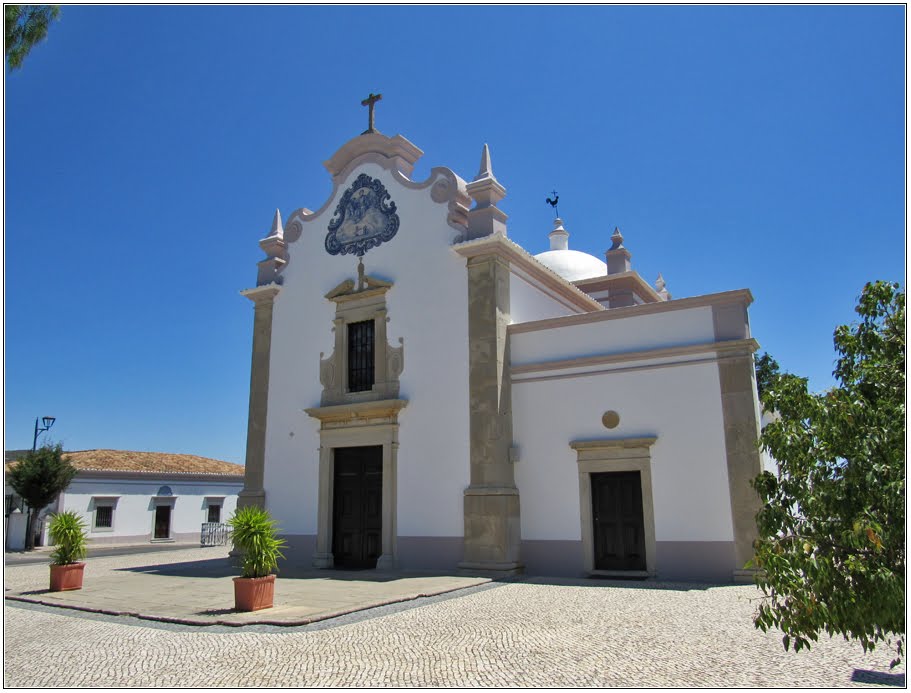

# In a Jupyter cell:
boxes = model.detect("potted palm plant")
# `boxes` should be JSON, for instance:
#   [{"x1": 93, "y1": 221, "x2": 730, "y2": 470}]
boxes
[
  {"x1": 48, "y1": 511, "x2": 88, "y2": 591},
  {"x1": 228, "y1": 506, "x2": 286, "y2": 611}
]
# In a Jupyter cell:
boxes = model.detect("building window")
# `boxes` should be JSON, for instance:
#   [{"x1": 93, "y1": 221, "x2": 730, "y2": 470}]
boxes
[
  {"x1": 347, "y1": 320, "x2": 375, "y2": 392},
  {"x1": 95, "y1": 505, "x2": 113, "y2": 529},
  {"x1": 5, "y1": 493, "x2": 24, "y2": 517},
  {"x1": 207, "y1": 503, "x2": 221, "y2": 524}
]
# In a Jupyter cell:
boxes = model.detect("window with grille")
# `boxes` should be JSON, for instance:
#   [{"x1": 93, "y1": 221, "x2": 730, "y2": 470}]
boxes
[
  {"x1": 347, "y1": 320, "x2": 375, "y2": 392},
  {"x1": 207, "y1": 504, "x2": 221, "y2": 523},
  {"x1": 95, "y1": 505, "x2": 113, "y2": 529}
]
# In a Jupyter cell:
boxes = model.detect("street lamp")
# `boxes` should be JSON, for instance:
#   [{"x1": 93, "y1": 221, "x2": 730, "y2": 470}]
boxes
[{"x1": 32, "y1": 416, "x2": 56, "y2": 451}]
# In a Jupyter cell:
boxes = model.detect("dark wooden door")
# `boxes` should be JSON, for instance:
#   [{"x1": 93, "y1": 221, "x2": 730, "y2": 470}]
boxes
[
  {"x1": 332, "y1": 446, "x2": 383, "y2": 569},
  {"x1": 154, "y1": 505, "x2": 171, "y2": 539},
  {"x1": 591, "y1": 471, "x2": 647, "y2": 571}
]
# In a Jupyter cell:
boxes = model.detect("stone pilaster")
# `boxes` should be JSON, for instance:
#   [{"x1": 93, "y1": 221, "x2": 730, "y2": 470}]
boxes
[
  {"x1": 460, "y1": 254, "x2": 522, "y2": 573},
  {"x1": 719, "y1": 353, "x2": 764, "y2": 579},
  {"x1": 238, "y1": 284, "x2": 281, "y2": 509}
]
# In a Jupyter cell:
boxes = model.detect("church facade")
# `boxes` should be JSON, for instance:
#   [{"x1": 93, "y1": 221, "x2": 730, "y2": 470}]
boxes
[{"x1": 238, "y1": 117, "x2": 766, "y2": 583}]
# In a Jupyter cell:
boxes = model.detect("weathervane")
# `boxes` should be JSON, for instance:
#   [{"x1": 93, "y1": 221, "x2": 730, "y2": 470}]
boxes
[
  {"x1": 361, "y1": 92, "x2": 382, "y2": 134},
  {"x1": 545, "y1": 190, "x2": 559, "y2": 218}
]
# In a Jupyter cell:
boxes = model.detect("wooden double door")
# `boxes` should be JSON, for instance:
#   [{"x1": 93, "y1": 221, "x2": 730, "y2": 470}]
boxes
[
  {"x1": 332, "y1": 446, "x2": 383, "y2": 569},
  {"x1": 591, "y1": 471, "x2": 647, "y2": 571}
]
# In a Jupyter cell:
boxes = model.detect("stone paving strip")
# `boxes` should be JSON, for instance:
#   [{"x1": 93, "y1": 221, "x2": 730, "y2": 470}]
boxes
[{"x1": 4, "y1": 548, "x2": 906, "y2": 687}]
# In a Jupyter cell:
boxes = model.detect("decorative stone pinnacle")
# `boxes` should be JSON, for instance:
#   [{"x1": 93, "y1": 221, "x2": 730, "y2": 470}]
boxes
[
  {"x1": 655, "y1": 273, "x2": 665, "y2": 291},
  {"x1": 269, "y1": 208, "x2": 284, "y2": 238},
  {"x1": 609, "y1": 226, "x2": 624, "y2": 250},
  {"x1": 474, "y1": 143, "x2": 494, "y2": 181},
  {"x1": 465, "y1": 143, "x2": 507, "y2": 238}
]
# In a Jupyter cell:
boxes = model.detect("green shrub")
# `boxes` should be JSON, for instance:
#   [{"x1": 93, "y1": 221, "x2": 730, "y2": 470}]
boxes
[
  {"x1": 48, "y1": 511, "x2": 88, "y2": 566},
  {"x1": 228, "y1": 506, "x2": 286, "y2": 578}
]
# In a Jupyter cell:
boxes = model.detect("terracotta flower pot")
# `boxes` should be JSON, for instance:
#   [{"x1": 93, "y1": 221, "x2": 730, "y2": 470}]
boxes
[
  {"x1": 233, "y1": 574, "x2": 276, "y2": 611},
  {"x1": 49, "y1": 562, "x2": 85, "y2": 592}
]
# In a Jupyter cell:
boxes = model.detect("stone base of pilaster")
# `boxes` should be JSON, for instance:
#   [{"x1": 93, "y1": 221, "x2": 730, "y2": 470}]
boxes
[
  {"x1": 375, "y1": 553, "x2": 396, "y2": 571},
  {"x1": 733, "y1": 568, "x2": 762, "y2": 584},
  {"x1": 312, "y1": 552, "x2": 334, "y2": 569},
  {"x1": 460, "y1": 486, "x2": 523, "y2": 574},
  {"x1": 237, "y1": 489, "x2": 266, "y2": 510}
]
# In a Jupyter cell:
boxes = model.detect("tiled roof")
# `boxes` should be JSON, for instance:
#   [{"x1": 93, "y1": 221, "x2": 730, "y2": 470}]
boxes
[{"x1": 4, "y1": 449, "x2": 244, "y2": 477}]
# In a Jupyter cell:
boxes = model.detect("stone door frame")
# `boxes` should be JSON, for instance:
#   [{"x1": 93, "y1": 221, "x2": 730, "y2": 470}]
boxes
[
  {"x1": 570, "y1": 437, "x2": 658, "y2": 577},
  {"x1": 305, "y1": 399, "x2": 406, "y2": 570}
]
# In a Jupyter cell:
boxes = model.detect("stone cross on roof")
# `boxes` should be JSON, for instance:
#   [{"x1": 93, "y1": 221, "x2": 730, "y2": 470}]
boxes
[{"x1": 361, "y1": 92, "x2": 383, "y2": 134}]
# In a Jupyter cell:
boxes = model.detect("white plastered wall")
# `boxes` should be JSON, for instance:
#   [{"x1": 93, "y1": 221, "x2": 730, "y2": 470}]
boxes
[
  {"x1": 512, "y1": 310, "x2": 734, "y2": 545},
  {"x1": 508, "y1": 270, "x2": 575, "y2": 324},
  {"x1": 262, "y1": 162, "x2": 471, "y2": 539},
  {"x1": 61, "y1": 477, "x2": 241, "y2": 541},
  {"x1": 511, "y1": 305, "x2": 716, "y2": 365}
]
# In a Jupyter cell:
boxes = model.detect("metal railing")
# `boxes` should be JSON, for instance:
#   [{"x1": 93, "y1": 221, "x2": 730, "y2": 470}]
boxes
[{"x1": 200, "y1": 522, "x2": 231, "y2": 547}]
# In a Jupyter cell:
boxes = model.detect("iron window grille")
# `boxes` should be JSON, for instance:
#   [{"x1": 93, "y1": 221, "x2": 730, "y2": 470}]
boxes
[
  {"x1": 347, "y1": 320, "x2": 375, "y2": 392},
  {"x1": 95, "y1": 506, "x2": 113, "y2": 529}
]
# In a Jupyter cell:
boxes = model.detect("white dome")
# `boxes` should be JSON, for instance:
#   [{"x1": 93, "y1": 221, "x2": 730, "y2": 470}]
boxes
[{"x1": 534, "y1": 249, "x2": 606, "y2": 281}]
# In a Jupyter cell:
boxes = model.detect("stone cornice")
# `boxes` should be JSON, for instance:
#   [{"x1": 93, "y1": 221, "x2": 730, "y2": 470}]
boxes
[
  {"x1": 508, "y1": 288, "x2": 754, "y2": 335},
  {"x1": 452, "y1": 234, "x2": 605, "y2": 313},
  {"x1": 284, "y1": 162, "x2": 470, "y2": 245},
  {"x1": 240, "y1": 283, "x2": 282, "y2": 303},
  {"x1": 512, "y1": 338, "x2": 760, "y2": 376},
  {"x1": 570, "y1": 437, "x2": 658, "y2": 451},
  {"x1": 304, "y1": 398, "x2": 408, "y2": 425},
  {"x1": 324, "y1": 133, "x2": 424, "y2": 179},
  {"x1": 573, "y1": 271, "x2": 662, "y2": 303}
]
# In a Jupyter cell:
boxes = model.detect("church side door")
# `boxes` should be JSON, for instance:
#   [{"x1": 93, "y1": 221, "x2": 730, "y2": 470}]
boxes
[
  {"x1": 332, "y1": 446, "x2": 383, "y2": 569},
  {"x1": 591, "y1": 471, "x2": 647, "y2": 571}
]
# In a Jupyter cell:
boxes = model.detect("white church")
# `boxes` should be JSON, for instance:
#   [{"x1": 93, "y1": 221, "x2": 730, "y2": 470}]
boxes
[{"x1": 238, "y1": 98, "x2": 766, "y2": 583}]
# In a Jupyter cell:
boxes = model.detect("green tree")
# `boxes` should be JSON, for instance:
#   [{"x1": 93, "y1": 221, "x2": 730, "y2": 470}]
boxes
[
  {"x1": 7, "y1": 443, "x2": 77, "y2": 551},
  {"x1": 5, "y1": 5, "x2": 59, "y2": 71},
  {"x1": 754, "y1": 351, "x2": 781, "y2": 401},
  {"x1": 751, "y1": 281, "x2": 905, "y2": 666}
]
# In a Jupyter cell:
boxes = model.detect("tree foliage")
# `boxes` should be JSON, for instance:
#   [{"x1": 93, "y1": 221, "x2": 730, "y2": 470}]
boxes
[
  {"x1": 754, "y1": 351, "x2": 781, "y2": 401},
  {"x1": 5, "y1": 5, "x2": 59, "y2": 71},
  {"x1": 751, "y1": 281, "x2": 905, "y2": 666},
  {"x1": 7, "y1": 443, "x2": 77, "y2": 550}
]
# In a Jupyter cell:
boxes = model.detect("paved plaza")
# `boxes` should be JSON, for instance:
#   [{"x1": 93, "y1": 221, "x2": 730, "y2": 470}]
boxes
[{"x1": 4, "y1": 547, "x2": 905, "y2": 687}]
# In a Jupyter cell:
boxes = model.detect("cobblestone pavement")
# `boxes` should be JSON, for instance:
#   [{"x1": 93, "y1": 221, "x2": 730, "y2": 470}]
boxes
[{"x1": 4, "y1": 550, "x2": 905, "y2": 687}]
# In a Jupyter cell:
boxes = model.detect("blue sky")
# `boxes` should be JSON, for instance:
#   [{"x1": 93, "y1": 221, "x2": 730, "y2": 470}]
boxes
[{"x1": 5, "y1": 6, "x2": 905, "y2": 463}]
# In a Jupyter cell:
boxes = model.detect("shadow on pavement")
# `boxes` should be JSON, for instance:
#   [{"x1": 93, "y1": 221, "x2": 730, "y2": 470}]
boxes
[
  {"x1": 115, "y1": 557, "x2": 236, "y2": 578},
  {"x1": 194, "y1": 607, "x2": 239, "y2": 616},
  {"x1": 851, "y1": 669, "x2": 905, "y2": 686},
  {"x1": 115, "y1": 558, "x2": 480, "y2": 584},
  {"x1": 520, "y1": 575, "x2": 738, "y2": 592}
]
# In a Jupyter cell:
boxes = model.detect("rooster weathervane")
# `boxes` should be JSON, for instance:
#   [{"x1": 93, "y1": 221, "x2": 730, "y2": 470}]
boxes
[{"x1": 545, "y1": 190, "x2": 559, "y2": 218}]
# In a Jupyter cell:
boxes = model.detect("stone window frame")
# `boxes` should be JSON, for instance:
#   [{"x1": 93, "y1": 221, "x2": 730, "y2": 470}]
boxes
[
  {"x1": 89, "y1": 496, "x2": 119, "y2": 533},
  {"x1": 569, "y1": 437, "x2": 658, "y2": 577},
  {"x1": 304, "y1": 399, "x2": 407, "y2": 571},
  {"x1": 203, "y1": 496, "x2": 225, "y2": 524},
  {"x1": 319, "y1": 273, "x2": 404, "y2": 407}
]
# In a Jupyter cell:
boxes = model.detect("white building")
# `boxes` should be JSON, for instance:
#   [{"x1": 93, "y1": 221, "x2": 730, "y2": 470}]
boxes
[
  {"x1": 5, "y1": 449, "x2": 243, "y2": 549},
  {"x1": 238, "y1": 109, "x2": 765, "y2": 582}
]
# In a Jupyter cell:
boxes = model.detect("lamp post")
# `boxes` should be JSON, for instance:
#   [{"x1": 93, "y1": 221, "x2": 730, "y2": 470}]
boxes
[{"x1": 32, "y1": 416, "x2": 56, "y2": 451}]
